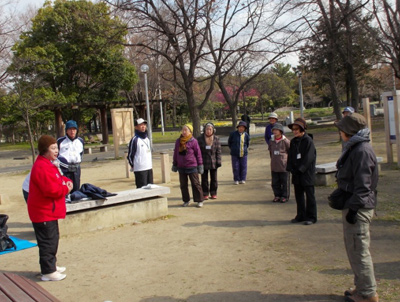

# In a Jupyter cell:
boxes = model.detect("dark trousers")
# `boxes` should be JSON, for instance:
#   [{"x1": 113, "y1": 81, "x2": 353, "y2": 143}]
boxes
[
  {"x1": 271, "y1": 171, "x2": 289, "y2": 198},
  {"x1": 201, "y1": 169, "x2": 218, "y2": 196},
  {"x1": 231, "y1": 155, "x2": 247, "y2": 181},
  {"x1": 179, "y1": 172, "x2": 203, "y2": 203},
  {"x1": 32, "y1": 220, "x2": 59, "y2": 274},
  {"x1": 64, "y1": 165, "x2": 81, "y2": 192},
  {"x1": 134, "y1": 169, "x2": 154, "y2": 188},
  {"x1": 294, "y1": 184, "x2": 317, "y2": 223}
]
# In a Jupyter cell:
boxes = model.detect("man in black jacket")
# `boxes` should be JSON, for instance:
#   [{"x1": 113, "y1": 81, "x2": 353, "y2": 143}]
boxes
[
  {"x1": 286, "y1": 118, "x2": 317, "y2": 225},
  {"x1": 335, "y1": 113, "x2": 379, "y2": 302}
]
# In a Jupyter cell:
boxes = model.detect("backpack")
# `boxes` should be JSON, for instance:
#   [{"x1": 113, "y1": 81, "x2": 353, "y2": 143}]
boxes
[{"x1": 0, "y1": 214, "x2": 17, "y2": 252}]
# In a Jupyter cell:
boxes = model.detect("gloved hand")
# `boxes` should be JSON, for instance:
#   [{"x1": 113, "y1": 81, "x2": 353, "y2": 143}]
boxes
[
  {"x1": 171, "y1": 165, "x2": 178, "y2": 172},
  {"x1": 346, "y1": 209, "x2": 358, "y2": 224},
  {"x1": 216, "y1": 163, "x2": 221, "y2": 168},
  {"x1": 197, "y1": 165, "x2": 204, "y2": 174},
  {"x1": 130, "y1": 167, "x2": 134, "y2": 172}
]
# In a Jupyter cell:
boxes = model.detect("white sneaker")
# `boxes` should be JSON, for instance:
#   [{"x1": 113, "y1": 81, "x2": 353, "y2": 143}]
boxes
[
  {"x1": 197, "y1": 202, "x2": 203, "y2": 208},
  {"x1": 240, "y1": 180, "x2": 246, "y2": 184},
  {"x1": 234, "y1": 181, "x2": 239, "y2": 185},
  {"x1": 182, "y1": 202, "x2": 189, "y2": 207},
  {"x1": 57, "y1": 266, "x2": 66, "y2": 273},
  {"x1": 41, "y1": 271, "x2": 66, "y2": 281}
]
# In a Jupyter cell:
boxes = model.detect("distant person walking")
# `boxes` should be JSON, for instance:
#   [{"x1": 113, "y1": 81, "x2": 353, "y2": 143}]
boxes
[
  {"x1": 335, "y1": 113, "x2": 379, "y2": 302},
  {"x1": 228, "y1": 121, "x2": 250, "y2": 185},
  {"x1": 264, "y1": 112, "x2": 279, "y2": 147},
  {"x1": 197, "y1": 122, "x2": 222, "y2": 200},
  {"x1": 172, "y1": 125, "x2": 204, "y2": 208},
  {"x1": 269, "y1": 123, "x2": 290, "y2": 203},
  {"x1": 57, "y1": 120, "x2": 84, "y2": 192},
  {"x1": 127, "y1": 118, "x2": 153, "y2": 188},
  {"x1": 286, "y1": 118, "x2": 317, "y2": 225},
  {"x1": 241, "y1": 113, "x2": 251, "y2": 135}
]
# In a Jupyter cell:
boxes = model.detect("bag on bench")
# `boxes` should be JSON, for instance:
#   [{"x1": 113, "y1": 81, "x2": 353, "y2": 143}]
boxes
[{"x1": 0, "y1": 214, "x2": 17, "y2": 252}]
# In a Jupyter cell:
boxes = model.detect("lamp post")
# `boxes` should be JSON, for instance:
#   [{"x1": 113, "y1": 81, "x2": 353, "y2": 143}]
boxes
[
  {"x1": 297, "y1": 70, "x2": 304, "y2": 118},
  {"x1": 140, "y1": 64, "x2": 153, "y2": 149}
]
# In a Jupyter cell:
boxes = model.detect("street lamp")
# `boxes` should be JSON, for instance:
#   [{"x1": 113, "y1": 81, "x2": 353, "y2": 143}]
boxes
[
  {"x1": 140, "y1": 64, "x2": 153, "y2": 149},
  {"x1": 297, "y1": 70, "x2": 304, "y2": 118}
]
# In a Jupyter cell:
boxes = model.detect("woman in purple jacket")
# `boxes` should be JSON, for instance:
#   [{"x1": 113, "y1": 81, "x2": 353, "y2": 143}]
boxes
[{"x1": 172, "y1": 124, "x2": 204, "y2": 207}]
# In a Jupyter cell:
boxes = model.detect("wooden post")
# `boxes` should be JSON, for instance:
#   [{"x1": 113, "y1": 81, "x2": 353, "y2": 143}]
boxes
[
  {"x1": 160, "y1": 152, "x2": 170, "y2": 183},
  {"x1": 362, "y1": 98, "x2": 372, "y2": 145},
  {"x1": 124, "y1": 151, "x2": 131, "y2": 178},
  {"x1": 54, "y1": 108, "x2": 64, "y2": 138}
]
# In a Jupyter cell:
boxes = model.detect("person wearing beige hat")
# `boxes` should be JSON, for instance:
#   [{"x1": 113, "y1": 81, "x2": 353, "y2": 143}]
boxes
[
  {"x1": 172, "y1": 124, "x2": 204, "y2": 207},
  {"x1": 286, "y1": 117, "x2": 317, "y2": 225},
  {"x1": 28, "y1": 135, "x2": 73, "y2": 281},
  {"x1": 264, "y1": 112, "x2": 278, "y2": 147},
  {"x1": 334, "y1": 113, "x2": 379, "y2": 302}
]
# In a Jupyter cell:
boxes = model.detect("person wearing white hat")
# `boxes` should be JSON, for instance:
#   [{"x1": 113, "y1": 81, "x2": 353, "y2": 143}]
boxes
[
  {"x1": 264, "y1": 112, "x2": 278, "y2": 147},
  {"x1": 127, "y1": 118, "x2": 153, "y2": 188}
]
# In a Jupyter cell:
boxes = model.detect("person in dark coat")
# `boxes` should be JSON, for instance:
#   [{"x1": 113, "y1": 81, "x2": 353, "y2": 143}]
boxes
[
  {"x1": 197, "y1": 122, "x2": 222, "y2": 200},
  {"x1": 228, "y1": 121, "x2": 250, "y2": 185},
  {"x1": 286, "y1": 118, "x2": 317, "y2": 225},
  {"x1": 335, "y1": 113, "x2": 379, "y2": 302}
]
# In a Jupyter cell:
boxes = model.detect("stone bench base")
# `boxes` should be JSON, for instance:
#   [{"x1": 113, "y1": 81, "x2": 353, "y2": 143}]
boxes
[
  {"x1": 59, "y1": 196, "x2": 168, "y2": 236},
  {"x1": 84, "y1": 145, "x2": 108, "y2": 154}
]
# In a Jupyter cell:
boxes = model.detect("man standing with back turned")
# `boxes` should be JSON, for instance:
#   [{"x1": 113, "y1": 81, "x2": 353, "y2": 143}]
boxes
[
  {"x1": 57, "y1": 120, "x2": 84, "y2": 193},
  {"x1": 128, "y1": 118, "x2": 153, "y2": 188}
]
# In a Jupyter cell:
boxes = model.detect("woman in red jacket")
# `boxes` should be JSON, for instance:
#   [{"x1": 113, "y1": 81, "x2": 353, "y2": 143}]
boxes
[{"x1": 28, "y1": 135, "x2": 73, "y2": 281}]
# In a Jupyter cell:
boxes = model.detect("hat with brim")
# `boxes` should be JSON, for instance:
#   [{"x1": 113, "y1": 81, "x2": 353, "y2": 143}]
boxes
[
  {"x1": 267, "y1": 112, "x2": 278, "y2": 120},
  {"x1": 335, "y1": 112, "x2": 366, "y2": 136},
  {"x1": 288, "y1": 118, "x2": 307, "y2": 131},
  {"x1": 271, "y1": 123, "x2": 284, "y2": 133},
  {"x1": 237, "y1": 121, "x2": 247, "y2": 129},
  {"x1": 135, "y1": 118, "x2": 147, "y2": 126},
  {"x1": 342, "y1": 106, "x2": 355, "y2": 114}
]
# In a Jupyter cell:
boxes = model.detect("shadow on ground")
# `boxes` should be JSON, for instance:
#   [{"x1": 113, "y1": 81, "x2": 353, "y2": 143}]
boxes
[{"x1": 140, "y1": 291, "x2": 342, "y2": 302}]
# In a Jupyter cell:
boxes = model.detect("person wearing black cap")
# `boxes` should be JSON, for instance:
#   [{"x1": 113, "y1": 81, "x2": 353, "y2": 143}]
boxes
[
  {"x1": 334, "y1": 113, "x2": 379, "y2": 302},
  {"x1": 286, "y1": 118, "x2": 317, "y2": 225},
  {"x1": 28, "y1": 135, "x2": 73, "y2": 281},
  {"x1": 127, "y1": 118, "x2": 153, "y2": 188},
  {"x1": 228, "y1": 121, "x2": 250, "y2": 185},
  {"x1": 57, "y1": 120, "x2": 84, "y2": 192}
]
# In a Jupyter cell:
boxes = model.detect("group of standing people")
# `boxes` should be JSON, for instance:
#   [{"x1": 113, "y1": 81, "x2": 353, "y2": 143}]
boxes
[{"x1": 25, "y1": 109, "x2": 379, "y2": 301}]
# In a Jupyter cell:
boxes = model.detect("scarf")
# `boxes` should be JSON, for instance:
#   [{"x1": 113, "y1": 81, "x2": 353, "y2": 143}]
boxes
[
  {"x1": 179, "y1": 134, "x2": 192, "y2": 153},
  {"x1": 135, "y1": 129, "x2": 148, "y2": 139},
  {"x1": 205, "y1": 133, "x2": 214, "y2": 146}
]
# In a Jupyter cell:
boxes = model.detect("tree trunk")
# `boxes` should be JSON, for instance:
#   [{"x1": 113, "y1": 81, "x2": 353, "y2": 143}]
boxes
[
  {"x1": 24, "y1": 110, "x2": 36, "y2": 165},
  {"x1": 100, "y1": 107, "x2": 108, "y2": 144},
  {"x1": 54, "y1": 108, "x2": 64, "y2": 138}
]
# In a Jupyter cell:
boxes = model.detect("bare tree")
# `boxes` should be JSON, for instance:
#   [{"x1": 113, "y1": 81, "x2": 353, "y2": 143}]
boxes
[
  {"x1": 205, "y1": 0, "x2": 308, "y2": 128},
  {"x1": 361, "y1": 0, "x2": 400, "y2": 80}
]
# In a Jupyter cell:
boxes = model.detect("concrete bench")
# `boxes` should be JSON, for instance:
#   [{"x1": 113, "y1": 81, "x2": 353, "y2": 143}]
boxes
[
  {"x1": 59, "y1": 185, "x2": 170, "y2": 236},
  {"x1": 0, "y1": 272, "x2": 60, "y2": 302},
  {"x1": 315, "y1": 157, "x2": 383, "y2": 186},
  {"x1": 84, "y1": 144, "x2": 108, "y2": 154}
]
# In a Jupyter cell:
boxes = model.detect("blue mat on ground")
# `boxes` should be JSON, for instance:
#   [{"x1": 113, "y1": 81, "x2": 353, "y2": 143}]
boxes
[{"x1": 0, "y1": 236, "x2": 37, "y2": 255}]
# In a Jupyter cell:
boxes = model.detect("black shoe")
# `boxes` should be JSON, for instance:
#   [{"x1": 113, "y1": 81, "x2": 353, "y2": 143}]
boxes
[
  {"x1": 291, "y1": 218, "x2": 303, "y2": 223},
  {"x1": 304, "y1": 221, "x2": 313, "y2": 225}
]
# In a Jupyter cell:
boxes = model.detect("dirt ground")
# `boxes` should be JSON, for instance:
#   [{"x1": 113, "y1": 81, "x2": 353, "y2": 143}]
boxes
[{"x1": 0, "y1": 121, "x2": 399, "y2": 302}]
